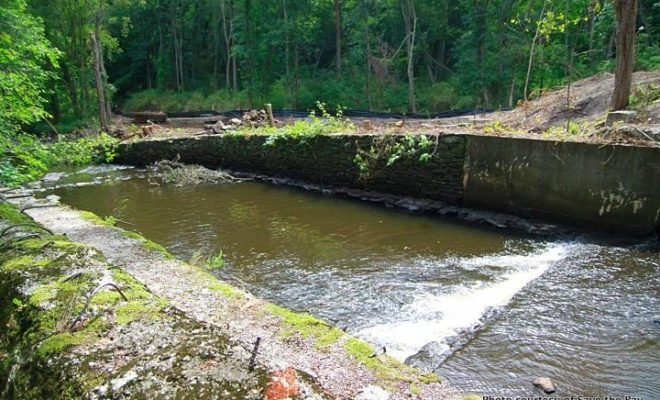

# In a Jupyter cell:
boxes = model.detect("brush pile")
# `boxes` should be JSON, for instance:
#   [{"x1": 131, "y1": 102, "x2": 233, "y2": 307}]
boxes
[{"x1": 151, "y1": 160, "x2": 248, "y2": 186}]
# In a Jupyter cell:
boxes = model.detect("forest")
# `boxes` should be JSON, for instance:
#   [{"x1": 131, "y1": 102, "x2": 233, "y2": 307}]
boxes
[
  {"x1": 5, "y1": 1, "x2": 660, "y2": 121},
  {"x1": 0, "y1": 0, "x2": 658, "y2": 184}
]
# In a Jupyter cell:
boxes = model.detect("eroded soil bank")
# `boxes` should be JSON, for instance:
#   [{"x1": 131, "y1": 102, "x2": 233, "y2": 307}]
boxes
[{"x1": 0, "y1": 193, "x2": 457, "y2": 400}]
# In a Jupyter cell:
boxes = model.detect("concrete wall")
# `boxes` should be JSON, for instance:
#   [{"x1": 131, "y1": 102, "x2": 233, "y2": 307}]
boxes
[
  {"x1": 463, "y1": 135, "x2": 660, "y2": 236},
  {"x1": 116, "y1": 133, "x2": 660, "y2": 236}
]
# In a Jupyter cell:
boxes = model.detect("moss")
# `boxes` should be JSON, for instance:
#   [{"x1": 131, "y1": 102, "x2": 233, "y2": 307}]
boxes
[
  {"x1": 266, "y1": 304, "x2": 344, "y2": 348},
  {"x1": 79, "y1": 210, "x2": 116, "y2": 227},
  {"x1": 0, "y1": 203, "x2": 30, "y2": 224},
  {"x1": 116, "y1": 301, "x2": 162, "y2": 325},
  {"x1": 121, "y1": 230, "x2": 174, "y2": 259},
  {"x1": 344, "y1": 337, "x2": 426, "y2": 386},
  {"x1": 420, "y1": 372, "x2": 441, "y2": 384},
  {"x1": 37, "y1": 332, "x2": 87, "y2": 356},
  {"x1": 111, "y1": 267, "x2": 168, "y2": 308},
  {"x1": 17, "y1": 236, "x2": 84, "y2": 252},
  {"x1": 1, "y1": 255, "x2": 50, "y2": 271},
  {"x1": 208, "y1": 281, "x2": 243, "y2": 299},
  {"x1": 410, "y1": 383, "x2": 421, "y2": 396},
  {"x1": 462, "y1": 395, "x2": 482, "y2": 400}
]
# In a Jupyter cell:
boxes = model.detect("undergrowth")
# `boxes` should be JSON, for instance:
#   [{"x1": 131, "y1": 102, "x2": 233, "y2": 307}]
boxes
[
  {"x1": 0, "y1": 132, "x2": 118, "y2": 186},
  {"x1": 232, "y1": 102, "x2": 355, "y2": 144}
]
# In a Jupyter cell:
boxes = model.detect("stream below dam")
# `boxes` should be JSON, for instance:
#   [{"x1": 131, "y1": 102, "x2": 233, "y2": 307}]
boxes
[{"x1": 37, "y1": 165, "x2": 659, "y2": 398}]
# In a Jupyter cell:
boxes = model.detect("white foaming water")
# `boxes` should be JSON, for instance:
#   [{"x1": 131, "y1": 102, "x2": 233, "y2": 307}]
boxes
[{"x1": 357, "y1": 243, "x2": 573, "y2": 361}]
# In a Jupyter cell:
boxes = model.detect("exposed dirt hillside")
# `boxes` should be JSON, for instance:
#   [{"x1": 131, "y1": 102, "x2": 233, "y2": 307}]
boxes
[{"x1": 492, "y1": 71, "x2": 660, "y2": 131}]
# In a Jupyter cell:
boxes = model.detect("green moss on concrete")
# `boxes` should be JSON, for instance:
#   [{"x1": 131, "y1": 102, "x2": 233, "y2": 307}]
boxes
[
  {"x1": 17, "y1": 236, "x2": 82, "y2": 252},
  {"x1": 116, "y1": 301, "x2": 162, "y2": 325},
  {"x1": 462, "y1": 395, "x2": 482, "y2": 400},
  {"x1": 208, "y1": 281, "x2": 243, "y2": 299},
  {"x1": 121, "y1": 230, "x2": 174, "y2": 259},
  {"x1": 79, "y1": 210, "x2": 116, "y2": 227},
  {"x1": 1, "y1": 255, "x2": 48, "y2": 271},
  {"x1": 0, "y1": 203, "x2": 30, "y2": 223},
  {"x1": 37, "y1": 332, "x2": 87, "y2": 356},
  {"x1": 266, "y1": 304, "x2": 344, "y2": 348},
  {"x1": 344, "y1": 337, "x2": 434, "y2": 387}
]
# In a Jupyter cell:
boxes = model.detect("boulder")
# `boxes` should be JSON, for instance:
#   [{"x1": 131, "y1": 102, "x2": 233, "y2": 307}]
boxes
[
  {"x1": 606, "y1": 110, "x2": 637, "y2": 126},
  {"x1": 355, "y1": 385, "x2": 390, "y2": 400},
  {"x1": 533, "y1": 376, "x2": 556, "y2": 393}
]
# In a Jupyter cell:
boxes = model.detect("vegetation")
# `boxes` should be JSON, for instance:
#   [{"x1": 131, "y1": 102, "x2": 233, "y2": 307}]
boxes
[
  {"x1": 206, "y1": 250, "x2": 226, "y2": 270},
  {"x1": 1, "y1": 0, "x2": 657, "y2": 187}
]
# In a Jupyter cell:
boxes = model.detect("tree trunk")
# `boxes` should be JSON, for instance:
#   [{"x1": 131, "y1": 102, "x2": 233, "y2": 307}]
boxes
[
  {"x1": 402, "y1": 0, "x2": 417, "y2": 114},
  {"x1": 90, "y1": 31, "x2": 109, "y2": 132},
  {"x1": 95, "y1": 5, "x2": 111, "y2": 119},
  {"x1": 221, "y1": 0, "x2": 233, "y2": 90},
  {"x1": 524, "y1": 0, "x2": 547, "y2": 101},
  {"x1": 335, "y1": 0, "x2": 342, "y2": 77},
  {"x1": 363, "y1": 0, "x2": 372, "y2": 110},
  {"x1": 610, "y1": 0, "x2": 638, "y2": 111}
]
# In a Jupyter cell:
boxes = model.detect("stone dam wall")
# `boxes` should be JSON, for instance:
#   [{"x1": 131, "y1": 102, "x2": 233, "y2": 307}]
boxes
[{"x1": 116, "y1": 134, "x2": 660, "y2": 237}]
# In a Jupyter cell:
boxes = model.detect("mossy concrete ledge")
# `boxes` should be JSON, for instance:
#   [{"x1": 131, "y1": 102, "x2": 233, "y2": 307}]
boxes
[
  {"x1": 116, "y1": 133, "x2": 660, "y2": 236},
  {"x1": 2, "y1": 197, "x2": 459, "y2": 399}
]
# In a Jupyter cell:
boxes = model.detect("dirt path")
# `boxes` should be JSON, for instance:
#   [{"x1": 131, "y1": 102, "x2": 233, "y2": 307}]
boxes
[{"x1": 8, "y1": 194, "x2": 460, "y2": 400}]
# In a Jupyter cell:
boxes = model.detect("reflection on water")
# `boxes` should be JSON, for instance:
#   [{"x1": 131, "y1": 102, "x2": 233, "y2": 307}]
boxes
[{"x1": 47, "y1": 170, "x2": 660, "y2": 398}]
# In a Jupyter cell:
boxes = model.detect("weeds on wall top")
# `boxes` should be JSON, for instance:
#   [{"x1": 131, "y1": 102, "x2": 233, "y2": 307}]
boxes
[{"x1": 230, "y1": 102, "x2": 355, "y2": 146}]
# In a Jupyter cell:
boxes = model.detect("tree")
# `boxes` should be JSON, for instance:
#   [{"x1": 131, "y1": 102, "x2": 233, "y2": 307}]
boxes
[
  {"x1": 335, "y1": 0, "x2": 342, "y2": 76},
  {"x1": 0, "y1": 0, "x2": 59, "y2": 132},
  {"x1": 402, "y1": 0, "x2": 416, "y2": 114},
  {"x1": 610, "y1": 0, "x2": 638, "y2": 110}
]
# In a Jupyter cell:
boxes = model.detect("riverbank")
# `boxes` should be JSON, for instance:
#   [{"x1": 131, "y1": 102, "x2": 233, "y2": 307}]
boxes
[{"x1": 0, "y1": 194, "x2": 458, "y2": 399}]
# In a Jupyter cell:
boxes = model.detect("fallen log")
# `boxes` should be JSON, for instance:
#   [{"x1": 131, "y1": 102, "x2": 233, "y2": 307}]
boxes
[{"x1": 130, "y1": 111, "x2": 168, "y2": 124}]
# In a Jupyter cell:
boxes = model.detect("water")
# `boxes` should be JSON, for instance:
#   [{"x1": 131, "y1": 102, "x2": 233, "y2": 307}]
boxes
[{"x1": 42, "y1": 167, "x2": 659, "y2": 398}]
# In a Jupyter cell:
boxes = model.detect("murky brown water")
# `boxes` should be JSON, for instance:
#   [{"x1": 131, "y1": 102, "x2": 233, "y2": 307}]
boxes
[{"x1": 44, "y1": 166, "x2": 660, "y2": 398}]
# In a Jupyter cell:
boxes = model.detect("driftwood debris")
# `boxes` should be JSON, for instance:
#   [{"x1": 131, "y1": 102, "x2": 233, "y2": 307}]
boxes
[
  {"x1": 151, "y1": 160, "x2": 248, "y2": 186},
  {"x1": 203, "y1": 108, "x2": 282, "y2": 134}
]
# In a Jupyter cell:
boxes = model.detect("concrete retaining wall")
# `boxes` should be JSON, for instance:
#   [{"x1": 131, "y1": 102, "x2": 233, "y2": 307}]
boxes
[
  {"x1": 116, "y1": 133, "x2": 660, "y2": 236},
  {"x1": 463, "y1": 135, "x2": 660, "y2": 236}
]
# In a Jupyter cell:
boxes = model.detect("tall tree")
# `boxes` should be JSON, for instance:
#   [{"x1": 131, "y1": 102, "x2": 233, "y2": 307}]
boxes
[
  {"x1": 610, "y1": 0, "x2": 638, "y2": 110},
  {"x1": 402, "y1": 0, "x2": 417, "y2": 114},
  {"x1": 335, "y1": 0, "x2": 342, "y2": 76},
  {"x1": 0, "y1": 0, "x2": 59, "y2": 132}
]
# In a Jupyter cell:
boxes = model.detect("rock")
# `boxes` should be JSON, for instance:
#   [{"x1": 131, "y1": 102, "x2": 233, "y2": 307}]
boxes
[
  {"x1": 210, "y1": 120, "x2": 226, "y2": 134},
  {"x1": 264, "y1": 367, "x2": 299, "y2": 400},
  {"x1": 230, "y1": 118, "x2": 242, "y2": 126},
  {"x1": 355, "y1": 385, "x2": 390, "y2": 400},
  {"x1": 404, "y1": 341, "x2": 450, "y2": 372},
  {"x1": 606, "y1": 110, "x2": 637, "y2": 126},
  {"x1": 42, "y1": 172, "x2": 66, "y2": 182},
  {"x1": 533, "y1": 376, "x2": 556, "y2": 393}
]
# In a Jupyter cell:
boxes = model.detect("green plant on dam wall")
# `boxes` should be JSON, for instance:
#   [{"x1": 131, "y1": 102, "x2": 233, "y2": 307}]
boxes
[{"x1": 353, "y1": 134, "x2": 438, "y2": 181}]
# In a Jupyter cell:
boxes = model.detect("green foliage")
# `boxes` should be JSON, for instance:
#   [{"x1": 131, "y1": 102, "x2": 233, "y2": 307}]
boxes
[
  {"x1": 0, "y1": 133, "x2": 118, "y2": 186},
  {"x1": 0, "y1": 0, "x2": 59, "y2": 132},
  {"x1": 226, "y1": 102, "x2": 356, "y2": 146},
  {"x1": 206, "y1": 251, "x2": 226, "y2": 270},
  {"x1": 630, "y1": 84, "x2": 660, "y2": 109},
  {"x1": 354, "y1": 134, "x2": 436, "y2": 181}
]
